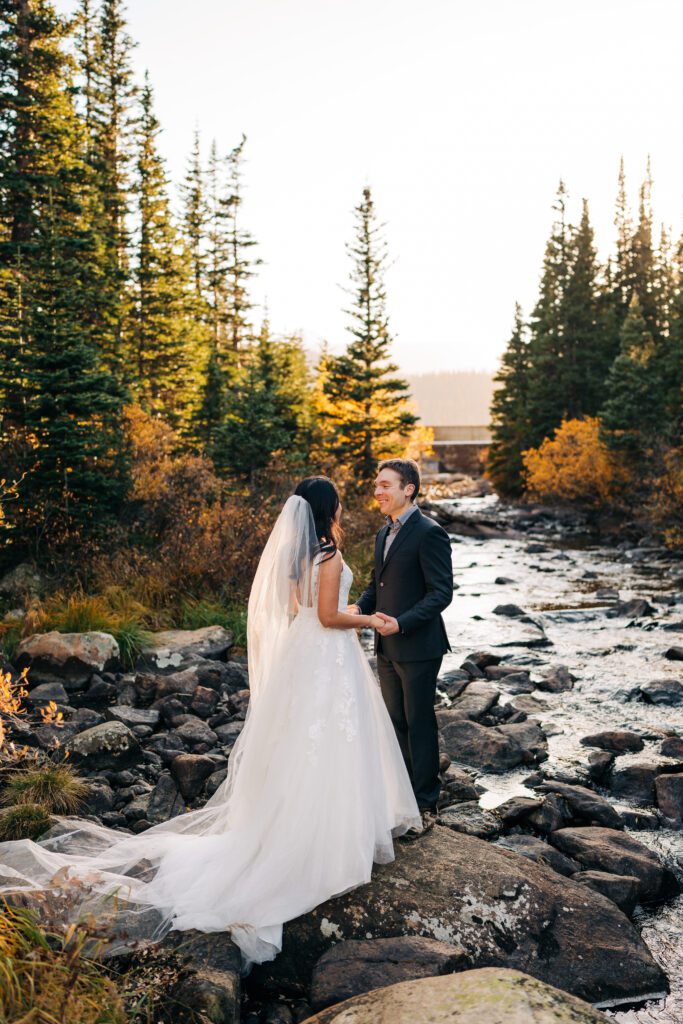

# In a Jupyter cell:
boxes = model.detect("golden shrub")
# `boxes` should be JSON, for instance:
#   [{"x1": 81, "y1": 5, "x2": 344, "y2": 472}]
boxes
[{"x1": 522, "y1": 417, "x2": 624, "y2": 506}]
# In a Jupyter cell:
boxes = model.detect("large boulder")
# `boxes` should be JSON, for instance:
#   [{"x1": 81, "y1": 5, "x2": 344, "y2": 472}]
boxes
[
  {"x1": 533, "y1": 780, "x2": 623, "y2": 829},
  {"x1": 249, "y1": 826, "x2": 666, "y2": 1006},
  {"x1": 309, "y1": 936, "x2": 468, "y2": 1011},
  {"x1": 135, "y1": 626, "x2": 233, "y2": 673},
  {"x1": 66, "y1": 720, "x2": 141, "y2": 770},
  {"x1": 15, "y1": 631, "x2": 120, "y2": 690},
  {"x1": 550, "y1": 827, "x2": 679, "y2": 902},
  {"x1": 301, "y1": 967, "x2": 614, "y2": 1024},
  {"x1": 580, "y1": 729, "x2": 644, "y2": 754},
  {"x1": 437, "y1": 714, "x2": 547, "y2": 773}
]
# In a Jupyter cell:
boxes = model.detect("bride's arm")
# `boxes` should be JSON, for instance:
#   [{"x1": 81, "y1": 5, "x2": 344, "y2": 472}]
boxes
[{"x1": 317, "y1": 551, "x2": 382, "y2": 630}]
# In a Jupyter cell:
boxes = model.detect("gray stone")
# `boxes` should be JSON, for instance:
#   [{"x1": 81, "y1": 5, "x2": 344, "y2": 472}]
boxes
[
  {"x1": 448, "y1": 680, "x2": 500, "y2": 721},
  {"x1": 639, "y1": 678, "x2": 683, "y2": 705},
  {"x1": 580, "y1": 729, "x2": 644, "y2": 754},
  {"x1": 437, "y1": 714, "x2": 548, "y2": 773},
  {"x1": 24, "y1": 681, "x2": 69, "y2": 705},
  {"x1": 147, "y1": 773, "x2": 186, "y2": 823},
  {"x1": 664, "y1": 647, "x2": 683, "y2": 661},
  {"x1": 174, "y1": 717, "x2": 218, "y2": 752},
  {"x1": 300, "y1": 967, "x2": 609, "y2": 1024},
  {"x1": 536, "y1": 665, "x2": 575, "y2": 693},
  {"x1": 493, "y1": 604, "x2": 526, "y2": 617},
  {"x1": 67, "y1": 720, "x2": 141, "y2": 770},
  {"x1": 105, "y1": 706, "x2": 160, "y2": 729},
  {"x1": 550, "y1": 826, "x2": 678, "y2": 902},
  {"x1": 15, "y1": 630, "x2": 121, "y2": 688},
  {"x1": 171, "y1": 753, "x2": 217, "y2": 800},
  {"x1": 135, "y1": 625, "x2": 234, "y2": 673},
  {"x1": 655, "y1": 772, "x2": 683, "y2": 823},
  {"x1": 571, "y1": 871, "x2": 639, "y2": 916},
  {"x1": 534, "y1": 780, "x2": 623, "y2": 829},
  {"x1": 438, "y1": 801, "x2": 501, "y2": 839},
  {"x1": 496, "y1": 834, "x2": 580, "y2": 877},
  {"x1": 310, "y1": 936, "x2": 468, "y2": 1011},
  {"x1": 661, "y1": 735, "x2": 683, "y2": 758}
]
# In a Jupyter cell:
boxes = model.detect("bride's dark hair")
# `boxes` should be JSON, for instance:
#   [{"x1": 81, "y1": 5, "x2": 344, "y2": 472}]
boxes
[{"x1": 294, "y1": 476, "x2": 343, "y2": 563}]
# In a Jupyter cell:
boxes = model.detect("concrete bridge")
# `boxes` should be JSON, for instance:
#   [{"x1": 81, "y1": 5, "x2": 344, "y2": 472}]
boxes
[{"x1": 424, "y1": 424, "x2": 491, "y2": 474}]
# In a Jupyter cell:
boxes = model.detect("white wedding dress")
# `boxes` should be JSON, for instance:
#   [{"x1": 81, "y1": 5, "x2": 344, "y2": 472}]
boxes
[{"x1": 0, "y1": 496, "x2": 421, "y2": 973}]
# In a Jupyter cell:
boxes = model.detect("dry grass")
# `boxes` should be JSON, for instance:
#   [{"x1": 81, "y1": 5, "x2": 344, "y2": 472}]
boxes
[
  {"x1": 1, "y1": 763, "x2": 89, "y2": 815},
  {"x1": 0, "y1": 803, "x2": 53, "y2": 841}
]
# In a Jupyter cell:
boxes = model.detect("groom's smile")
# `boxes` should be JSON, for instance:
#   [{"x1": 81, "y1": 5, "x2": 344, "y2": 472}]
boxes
[{"x1": 374, "y1": 467, "x2": 416, "y2": 520}]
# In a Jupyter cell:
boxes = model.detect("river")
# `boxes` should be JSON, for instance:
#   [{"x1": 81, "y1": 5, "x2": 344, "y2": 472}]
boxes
[{"x1": 435, "y1": 494, "x2": 683, "y2": 1024}]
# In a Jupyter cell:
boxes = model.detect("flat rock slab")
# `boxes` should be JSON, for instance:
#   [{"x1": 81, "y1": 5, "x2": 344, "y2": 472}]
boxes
[
  {"x1": 15, "y1": 631, "x2": 121, "y2": 689},
  {"x1": 550, "y1": 826, "x2": 679, "y2": 902},
  {"x1": 438, "y1": 801, "x2": 502, "y2": 839},
  {"x1": 301, "y1": 967, "x2": 613, "y2": 1024},
  {"x1": 310, "y1": 936, "x2": 468, "y2": 1011},
  {"x1": 67, "y1": 720, "x2": 141, "y2": 770},
  {"x1": 136, "y1": 626, "x2": 234, "y2": 673},
  {"x1": 580, "y1": 730, "x2": 644, "y2": 754},
  {"x1": 249, "y1": 826, "x2": 666, "y2": 1006}
]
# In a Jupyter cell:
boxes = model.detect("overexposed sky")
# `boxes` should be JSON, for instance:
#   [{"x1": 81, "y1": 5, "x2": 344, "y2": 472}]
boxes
[{"x1": 55, "y1": 0, "x2": 683, "y2": 373}]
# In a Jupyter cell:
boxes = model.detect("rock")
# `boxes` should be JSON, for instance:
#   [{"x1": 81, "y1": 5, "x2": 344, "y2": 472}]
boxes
[
  {"x1": 655, "y1": 773, "x2": 683, "y2": 824},
  {"x1": 24, "y1": 681, "x2": 69, "y2": 705},
  {"x1": 534, "y1": 780, "x2": 623, "y2": 829},
  {"x1": 618, "y1": 807, "x2": 660, "y2": 830},
  {"x1": 485, "y1": 665, "x2": 529, "y2": 681},
  {"x1": 70, "y1": 707, "x2": 105, "y2": 731},
  {"x1": 438, "y1": 801, "x2": 501, "y2": 839},
  {"x1": 496, "y1": 834, "x2": 580, "y2": 876},
  {"x1": 147, "y1": 773, "x2": 186, "y2": 823},
  {"x1": 536, "y1": 665, "x2": 575, "y2": 693},
  {"x1": 437, "y1": 715, "x2": 547, "y2": 773},
  {"x1": 303, "y1": 966, "x2": 629, "y2": 1023},
  {"x1": 83, "y1": 676, "x2": 118, "y2": 704},
  {"x1": 664, "y1": 646, "x2": 683, "y2": 661},
  {"x1": 661, "y1": 735, "x2": 683, "y2": 758},
  {"x1": 66, "y1": 721, "x2": 141, "y2": 770},
  {"x1": 608, "y1": 761, "x2": 665, "y2": 806},
  {"x1": 459, "y1": 660, "x2": 485, "y2": 679},
  {"x1": 105, "y1": 706, "x2": 160, "y2": 729},
  {"x1": 587, "y1": 750, "x2": 615, "y2": 781},
  {"x1": 639, "y1": 678, "x2": 683, "y2": 705},
  {"x1": 84, "y1": 782, "x2": 115, "y2": 816},
  {"x1": 494, "y1": 576, "x2": 515, "y2": 584},
  {"x1": 214, "y1": 721, "x2": 244, "y2": 747},
  {"x1": 571, "y1": 871, "x2": 639, "y2": 916},
  {"x1": 190, "y1": 685, "x2": 220, "y2": 718},
  {"x1": 135, "y1": 625, "x2": 234, "y2": 673},
  {"x1": 309, "y1": 936, "x2": 468, "y2": 1011},
  {"x1": 493, "y1": 796, "x2": 542, "y2": 826},
  {"x1": 550, "y1": 826, "x2": 678, "y2": 902},
  {"x1": 493, "y1": 604, "x2": 526, "y2": 617},
  {"x1": 174, "y1": 717, "x2": 218, "y2": 752},
  {"x1": 15, "y1": 631, "x2": 121, "y2": 689},
  {"x1": 607, "y1": 598, "x2": 656, "y2": 619},
  {"x1": 465, "y1": 651, "x2": 502, "y2": 669},
  {"x1": 580, "y1": 730, "x2": 644, "y2": 754},
  {"x1": 171, "y1": 753, "x2": 217, "y2": 801},
  {"x1": 438, "y1": 765, "x2": 479, "y2": 805},
  {"x1": 0, "y1": 562, "x2": 44, "y2": 599},
  {"x1": 447, "y1": 681, "x2": 499, "y2": 720},
  {"x1": 162, "y1": 929, "x2": 241, "y2": 1024},
  {"x1": 206, "y1": 768, "x2": 228, "y2": 796},
  {"x1": 249, "y1": 828, "x2": 666, "y2": 1006},
  {"x1": 154, "y1": 666, "x2": 203, "y2": 700},
  {"x1": 220, "y1": 661, "x2": 250, "y2": 693},
  {"x1": 526, "y1": 793, "x2": 571, "y2": 834}
]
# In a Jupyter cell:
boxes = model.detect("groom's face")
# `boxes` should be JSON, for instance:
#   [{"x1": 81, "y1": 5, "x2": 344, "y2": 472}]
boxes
[{"x1": 374, "y1": 468, "x2": 414, "y2": 518}]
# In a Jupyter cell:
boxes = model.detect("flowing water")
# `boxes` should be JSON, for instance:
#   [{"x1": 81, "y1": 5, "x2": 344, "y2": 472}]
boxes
[{"x1": 435, "y1": 495, "x2": 683, "y2": 1023}]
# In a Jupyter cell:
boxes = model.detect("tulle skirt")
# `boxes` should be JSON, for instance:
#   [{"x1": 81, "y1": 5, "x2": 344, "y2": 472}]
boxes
[{"x1": 0, "y1": 612, "x2": 421, "y2": 972}]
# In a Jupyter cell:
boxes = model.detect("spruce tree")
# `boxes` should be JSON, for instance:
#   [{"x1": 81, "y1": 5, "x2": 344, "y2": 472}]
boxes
[
  {"x1": 322, "y1": 186, "x2": 416, "y2": 485},
  {"x1": 631, "y1": 159, "x2": 659, "y2": 339},
  {"x1": 131, "y1": 74, "x2": 202, "y2": 431},
  {"x1": 180, "y1": 127, "x2": 208, "y2": 303},
  {"x1": 223, "y1": 134, "x2": 260, "y2": 356},
  {"x1": 0, "y1": 0, "x2": 130, "y2": 558},
  {"x1": 487, "y1": 303, "x2": 531, "y2": 497},
  {"x1": 525, "y1": 180, "x2": 572, "y2": 446}
]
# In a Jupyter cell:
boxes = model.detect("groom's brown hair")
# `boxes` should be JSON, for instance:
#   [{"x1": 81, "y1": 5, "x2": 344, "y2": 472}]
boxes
[{"x1": 377, "y1": 458, "x2": 420, "y2": 499}]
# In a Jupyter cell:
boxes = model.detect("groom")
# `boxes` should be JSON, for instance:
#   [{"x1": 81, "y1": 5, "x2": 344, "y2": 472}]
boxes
[{"x1": 348, "y1": 458, "x2": 453, "y2": 836}]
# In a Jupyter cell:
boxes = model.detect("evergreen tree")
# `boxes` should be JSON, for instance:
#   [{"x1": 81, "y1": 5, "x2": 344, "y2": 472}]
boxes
[
  {"x1": 0, "y1": 0, "x2": 130, "y2": 557},
  {"x1": 195, "y1": 340, "x2": 228, "y2": 453},
  {"x1": 613, "y1": 156, "x2": 635, "y2": 315},
  {"x1": 525, "y1": 180, "x2": 572, "y2": 446},
  {"x1": 180, "y1": 126, "x2": 208, "y2": 303},
  {"x1": 631, "y1": 158, "x2": 659, "y2": 338},
  {"x1": 205, "y1": 138, "x2": 229, "y2": 352},
  {"x1": 487, "y1": 304, "x2": 532, "y2": 497},
  {"x1": 322, "y1": 186, "x2": 416, "y2": 485},
  {"x1": 131, "y1": 74, "x2": 202, "y2": 430},
  {"x1": 600, "y1": 297, "x2": 666, "y2": 456},
  {"x1": 223, "y1": 134, "x2": 260, "y2": 356},
  {"x1": 86, "y1": 0, "x2": 137, "y2": 375}
]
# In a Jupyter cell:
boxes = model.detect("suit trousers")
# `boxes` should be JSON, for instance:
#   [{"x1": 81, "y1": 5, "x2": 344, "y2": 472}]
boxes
[{"x1": 376, "y1": 649, "x2": 442, "y2": 811}]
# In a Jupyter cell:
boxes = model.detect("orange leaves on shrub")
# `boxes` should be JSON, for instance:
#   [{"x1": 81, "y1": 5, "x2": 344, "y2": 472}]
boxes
[
  {"x1": 522, "y1": 417, "x2": 624, "y2": 506},
  {"x1": 0, "y1": 665, "x2": 29, "y2": 756}
]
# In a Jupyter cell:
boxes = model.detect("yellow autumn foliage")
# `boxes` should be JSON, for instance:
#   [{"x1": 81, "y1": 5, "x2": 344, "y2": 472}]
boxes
[{"x1": 522, "y1": 417, "x2": 623, "y2": 506}]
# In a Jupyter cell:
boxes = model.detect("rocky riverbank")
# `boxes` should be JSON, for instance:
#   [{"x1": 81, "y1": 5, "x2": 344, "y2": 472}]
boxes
[{"x1": 0, "y1": 494, "x2": 682, "y2": 1023}]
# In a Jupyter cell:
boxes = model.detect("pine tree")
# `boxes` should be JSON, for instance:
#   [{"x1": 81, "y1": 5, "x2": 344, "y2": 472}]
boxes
[
  {"x1": 86, "y1": 0, "x2": 137, "y2": 376},
  {"x1": 131, "y1": 74, "x2": 202, "y2": 430},
  {"x1": 631, "y1": 158, "x2": 659, "y2": 339},
  {"x1": 322, "y1": 186, "x2": 416, "y2": 485},
  {"x1": 222, "y1": 134, "x2": 260, "y2": 356},
  {"x1": 487, "y1": 304, "x2": 531, "y2": 497},
  {"x1": 525, "y1": 180, "x2": 572, "y2": 446},
  {"x1": 195, "y1": 340, "x2": 228, "y2": 453},
  {"x1": 613, "y1": 157, "x2": 635, "y2": 315},
  {"x1": 600, "y1": 297, "x2": 666, "y2": 456},
  {"x1": 205, "y1": 139, "x2": 229, "y2": 352},
  {"x1": 180, "y1": 126, "x2": 208, "y2": 303},
  {"x1": 0, "y1": 0, "x2": 130, "y2": 557}
]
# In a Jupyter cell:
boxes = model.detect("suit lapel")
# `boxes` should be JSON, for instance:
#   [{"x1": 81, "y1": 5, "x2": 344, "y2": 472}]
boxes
[
  {"x1": 375, "y1": 525, "x2": 389, "y2": 577},
  {"x1": 379, "y1": 510, "x2": 420, "y2": 576}
]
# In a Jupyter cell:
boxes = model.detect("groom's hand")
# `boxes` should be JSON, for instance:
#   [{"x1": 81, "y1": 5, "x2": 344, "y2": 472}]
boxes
[{"x1": 375, "y1": 613, "x2": 400, "y2": 636}]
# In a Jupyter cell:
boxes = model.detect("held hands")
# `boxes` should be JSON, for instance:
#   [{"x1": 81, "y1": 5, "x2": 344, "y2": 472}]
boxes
[{"x1": 373, "y1": 612, "x2": 400, "y2": 637}]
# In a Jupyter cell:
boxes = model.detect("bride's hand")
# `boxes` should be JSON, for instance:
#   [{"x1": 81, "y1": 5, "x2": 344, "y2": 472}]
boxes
[{"x1": 368, "y1": 614, "x2": 385, "y2": 630}]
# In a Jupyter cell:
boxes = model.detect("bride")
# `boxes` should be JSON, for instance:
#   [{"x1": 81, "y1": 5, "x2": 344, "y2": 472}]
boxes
[{"x1": 0, "y1": 477, "x2": 423, "y2": 973}]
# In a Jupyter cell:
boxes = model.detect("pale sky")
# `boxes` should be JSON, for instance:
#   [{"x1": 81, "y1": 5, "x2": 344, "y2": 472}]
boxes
[{"x1": 55, "y1": 0, "x2": 683, "y2": 373}]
